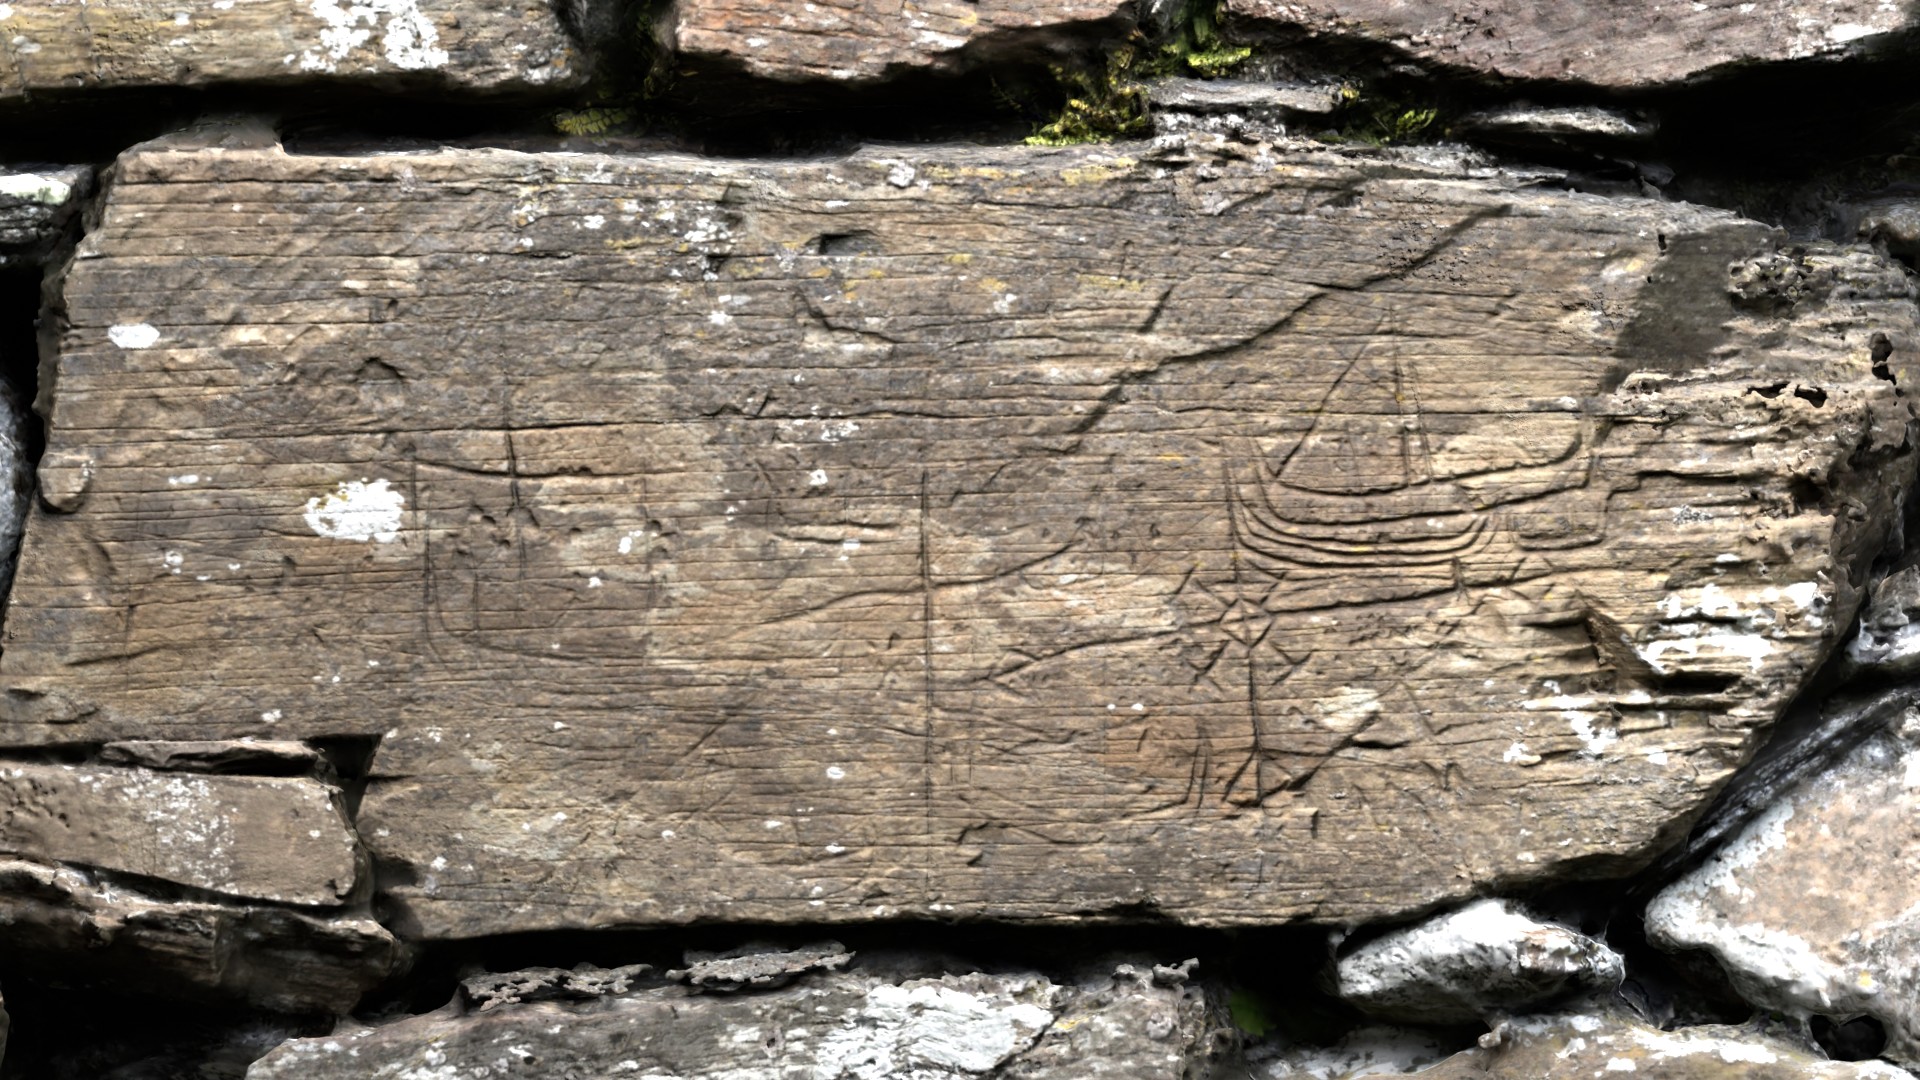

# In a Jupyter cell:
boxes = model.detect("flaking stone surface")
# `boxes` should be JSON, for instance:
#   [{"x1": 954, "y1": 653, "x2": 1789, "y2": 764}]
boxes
[
  {"x1": 248, "y1": 966, "x2": 1215, "y2": 1080},
  {"x1": 1222, "y1": 0, "x2": 1915, "y2": 89},
  {"x1": 2, "y1": 131, "x2": 1915, "y2": 937}
]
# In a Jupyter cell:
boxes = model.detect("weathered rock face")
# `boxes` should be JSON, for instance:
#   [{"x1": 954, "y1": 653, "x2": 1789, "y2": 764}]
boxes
[
  {"x1": 1645, "y1": 705, "x2": 1920, "y2": 1067},
  {"x1": 1221, "y1": 0, "x2": 1915, "y2": 88},
  {"x1": 1333, "y1": 900, "x2": 1623, "y2": 1024},
  {"x1": 666, "y1": 0, "x2": 1136, "y2": 84},
  {"x1": 2, "y1": 131, "x2": 1911, "y2": 939},
  {"x1": 0, "y1": 0, "x2": 581, "y2": 100},
  {"x1": 1423, "y1": 1011, "x2": 1920, "y2": 1079},
  {"x1": 0, "y1": 762, "x2": 361, "y2": 904},
  {"x1": 1844, "y1": 568, "x2": 1920, "y2": 677},
  {"x1": 247, "y1": 960, "x2": 1220, "y2": 1079},
  {"x1": 0, "y1": 857, "x2": 399, "y2": 1013},
  {"x1": 0, "y1": 165, "x2": 90, "y2": 272},
  {"x1": 1251, "y1": 1025, "x2": 1460, "y2": 1079}
]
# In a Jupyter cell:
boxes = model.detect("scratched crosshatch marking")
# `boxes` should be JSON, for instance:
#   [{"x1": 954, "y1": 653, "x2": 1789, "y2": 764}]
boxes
[{"x1": 0, "y1": 134, "x2": 1911, "y2": 937}]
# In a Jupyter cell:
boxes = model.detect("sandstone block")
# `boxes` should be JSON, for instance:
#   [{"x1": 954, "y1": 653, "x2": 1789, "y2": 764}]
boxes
[
  {"x1": 667, "y1": 0, "x2": 1136, "y2": 84},
  {"x1": 0, "y1": 0, "x2": 581, "y2": 102},
  {"x1": 0, "y1": 763, "x2": 360, "y2": 904},
  {"x1": 2, "y1": 132, "x2": 1913, "y2": 936},
  {"x1": 1645, "y1": 707, "x2": 1920, "y2": 1067},
  {"x1": 248, "y1": 964, "x2": 1216, "y2": 1079},
  {"x1": 1222, "y1": 0, "x2": 1913, "y2": 88},
  {"x1": 0, "y1": 858, "x2": 399, "y2": 1014}
]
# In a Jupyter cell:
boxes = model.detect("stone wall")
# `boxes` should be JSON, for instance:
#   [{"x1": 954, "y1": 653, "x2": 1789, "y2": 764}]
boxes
[{"x1": 1, "y1": 1, "x2": 1920, "y2": 1076}]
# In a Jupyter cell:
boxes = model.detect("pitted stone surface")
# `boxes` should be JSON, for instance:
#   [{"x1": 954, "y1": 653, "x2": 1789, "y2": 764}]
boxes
[{"x1": 1, "y1": 132, "x2": 1913, "y2": 936}]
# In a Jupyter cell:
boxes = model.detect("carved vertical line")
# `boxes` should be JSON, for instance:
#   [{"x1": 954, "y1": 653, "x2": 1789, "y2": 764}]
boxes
[{"x1": 919, "y1": 468, "x2": 935, "y2": 875}]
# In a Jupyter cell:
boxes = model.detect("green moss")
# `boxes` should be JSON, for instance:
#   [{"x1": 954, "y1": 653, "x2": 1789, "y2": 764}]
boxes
[
  {"x1": 552, "y1": 106, "x2": 638, "y2": 136},
  {"x1": 1022, "y1": 0, "x2": 1255, "y2": 146},
  {"x1": 1024, "y1": 47, "x2": 1154, "y2": 146},
  {"x1": 546, "y1": 0, "x2": 675, "y2": 137},
  {"x1": 1322, "y1": 86, "x2": 1447, "y2": 146},
  {"x1": 1155, "y1": 0, "x2": 1253, "y2": 79},
  {"x1": 1227, "y1": 988, "x2": 1279, "y2": 1038}
]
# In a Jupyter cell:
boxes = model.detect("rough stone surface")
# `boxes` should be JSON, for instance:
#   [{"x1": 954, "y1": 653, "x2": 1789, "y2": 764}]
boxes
[
  {"x1": 0, "y1": 0, "x2": 581, "y2": 101},
  {"x1": 1334, "y1": 899, "x2": 1623, "y2": 1023},
  {"x1": 2, "y1": 131, "x2": 1914, "y2": 937},
  {"x1": 669, "y1": 941, "x2": 855, "y2": 991},
  {"x1": 1249, "y1": 1024, "x2": 1461, "y2": 1078},
  {"x1": 1423, "y1": 1011, "x2": 1919, "y2": 1079},
  {"x1": 0, "y1": 165, "x2": 90, "y2": 271},
  {"x1": 462, "y1": 963, "x2": 655, "y2": 1011},
  {"x1": 0, "y1": 367, "x2": 32, "y2": 600},
  {"x1": 0, "y1": 762, "x2": 360, "y2": 904},
  {"x1": 1645, "y1": 705, "x2": 1920, "y2": 1066},
  {"x1": 248, "y1": 964, "x2": 1218, "y2": 1079},
  {"x1": 98, "y1": 738, "x2": 329, "y2": 774},
  {"x1": 1454, "y1": 106, "x2": 1656, "y2": 161},
  {"x1": 0, "y1": 857, "x2": 399, "y2": 1014},
  {"x1": 1222, "y1": 0, "x2": 1914, "y2": 88},
  {"x1": 1844, "y1": 566, "x2": 1920, "y2": 677},
  {"x1": 667, "y1": 0, "x2": 1136, "y2": 85}
]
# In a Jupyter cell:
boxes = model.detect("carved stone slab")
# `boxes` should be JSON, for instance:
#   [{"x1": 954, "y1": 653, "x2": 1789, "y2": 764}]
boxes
[
  {"x1": 667, "y1": 0, "x2": 1135, "y2": 84},
  {"x1": 0, "y1": 0, "x2": 581, "y2": 101},
  {"x1": 0, "y1": 763, "x2": 360, "y2": 904},
  {"x1": 4, "y1": 133, "x2": 1913, "y2": 936},
  {"x1": 1223, "y1": 0, "x2": 1913, "y2": 88}
]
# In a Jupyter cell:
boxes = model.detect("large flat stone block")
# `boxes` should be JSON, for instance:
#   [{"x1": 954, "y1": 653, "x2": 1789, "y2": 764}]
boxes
[{"x1": 3, "y1": 132, "x2": 1913, "y2": 936}]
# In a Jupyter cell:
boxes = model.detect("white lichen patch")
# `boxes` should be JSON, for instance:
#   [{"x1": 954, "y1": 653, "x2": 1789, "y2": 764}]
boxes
[
  {"x1": 304, "y1": 478, "x2": 405, "y2": 543},
  {"x1": 0, "y1": 171, "x2": 71, "y2": 205},
  {"x1": 1637, "y1": 630, "x2": 1773, "y2": 673},
  {"x1": 107, "y1": 323, "x2": 160, "y2": 349},
  {"x1": 813, "y1": 978, "x2": 1055, "y2": 1078},
  {"x1": 300, "y1": 0, "x2": 449, "y2": 73}
]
